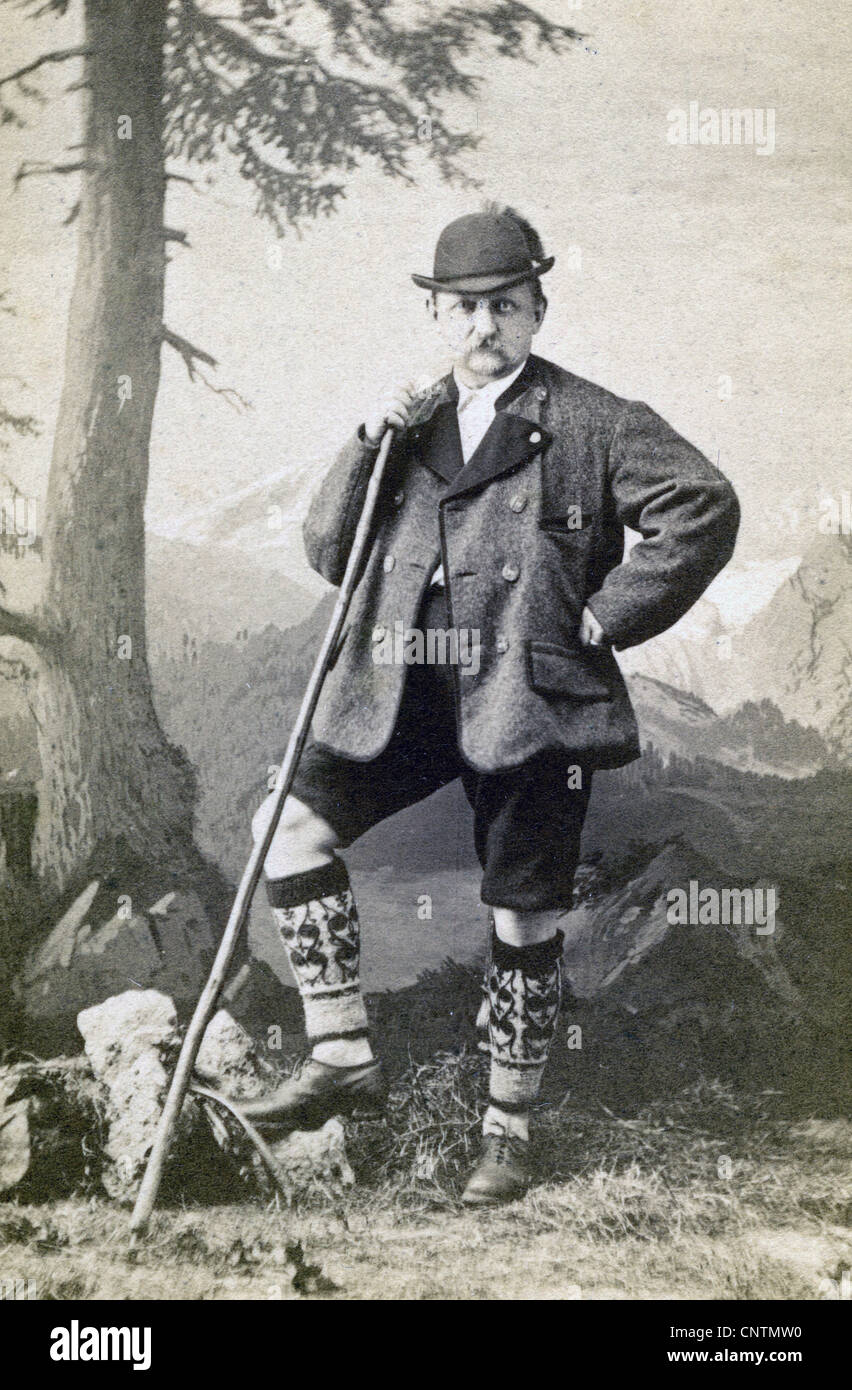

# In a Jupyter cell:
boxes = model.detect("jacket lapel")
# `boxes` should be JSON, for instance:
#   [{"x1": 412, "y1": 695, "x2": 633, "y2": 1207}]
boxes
[
  {"x1": 404, "y1": 355, "x2": 555, "y2": 498},
  {"x1": 408, "y1": 396, "x2": 464, "y2": 485},
  {"x1": 440, "y1": 356, "x2": 553, "y2": 502}
]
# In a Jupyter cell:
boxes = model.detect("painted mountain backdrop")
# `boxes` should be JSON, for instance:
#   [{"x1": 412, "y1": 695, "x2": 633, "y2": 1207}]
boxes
[
  {"x1": 1, "y1": 501, "x2": 848, "y2": 994},
  {"x1": 137, "y1": 556, "x2": 847, "y2": 991},
  {"x1": 619, "y1": 532, "x2": 851, "y2": 760}
]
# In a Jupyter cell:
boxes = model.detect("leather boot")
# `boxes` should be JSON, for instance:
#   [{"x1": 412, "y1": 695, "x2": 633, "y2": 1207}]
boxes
[
  {"x1": 461, "y1": 1129, "x2": 531, "y2": 1206},
  {"x1": 237, "y1": 1057, "x2": 387, "y2": 1131}
]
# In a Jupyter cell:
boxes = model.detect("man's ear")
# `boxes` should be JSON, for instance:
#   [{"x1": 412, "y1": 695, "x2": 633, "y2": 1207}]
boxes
[{"x1": 427, "y1": 294, "x2": 438, "y2": 321}]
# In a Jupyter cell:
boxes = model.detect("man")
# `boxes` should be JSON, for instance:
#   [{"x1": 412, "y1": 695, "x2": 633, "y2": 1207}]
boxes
[{"x1": 240, "y1": 206, "x2": 740, "y2": 1205}]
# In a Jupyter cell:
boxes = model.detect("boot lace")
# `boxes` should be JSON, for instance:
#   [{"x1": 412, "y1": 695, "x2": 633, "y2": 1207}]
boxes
[{"x1": 486, "y1": 1128, "x2": 526, "y2": 1166}]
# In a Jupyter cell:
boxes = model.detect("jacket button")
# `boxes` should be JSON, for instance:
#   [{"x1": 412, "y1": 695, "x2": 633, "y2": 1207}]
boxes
[
  {"x1": 372, "y1": 625, "x2": 386, "y2": 642},
  {"x1": 501, "y1": 563, "x2": 520, "y2": 582},
  {"x1": 535, "y1": 386, "x2": 547, "y2": 401},
  {"x1": 495, "y1": 635, "x2": 509, "y2": 653},
  {"x1": 393, "y1": 490, "x2": 405, "y2": 506},
  {"x1": 509, "y1": 493, "x2": 527, "y2": 513},
  {"x1": 383, "y1": 555, "x2": 396, "y2": 572},
  {"x1": 529, "y1": 430, "x2": 542, "y2": 445}
]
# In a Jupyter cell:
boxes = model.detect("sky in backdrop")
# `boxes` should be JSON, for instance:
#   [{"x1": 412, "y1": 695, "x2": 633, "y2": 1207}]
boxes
[{"x1": 1, "y1": 0, "x2": 850, "y2": 617}]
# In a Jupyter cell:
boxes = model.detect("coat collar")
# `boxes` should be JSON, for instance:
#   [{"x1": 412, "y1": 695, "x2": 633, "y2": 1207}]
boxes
[{"x1": 407, "y1": 354, "x2": 553, "y2": 500}]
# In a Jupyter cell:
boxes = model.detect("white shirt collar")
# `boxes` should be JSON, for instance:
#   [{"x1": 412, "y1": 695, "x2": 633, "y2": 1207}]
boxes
[{"x1": 453, "y1": 357, "x2": 528, "y2": 412}]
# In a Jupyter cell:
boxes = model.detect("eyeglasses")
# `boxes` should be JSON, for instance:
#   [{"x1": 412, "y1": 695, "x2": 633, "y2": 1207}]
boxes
[{"x1": 440, "y1": 296, "x2": 527, "y2": 321}]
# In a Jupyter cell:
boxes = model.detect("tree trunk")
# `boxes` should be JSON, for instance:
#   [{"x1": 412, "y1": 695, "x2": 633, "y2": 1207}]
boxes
[{"x1": 25, "y1": 0, "x2": 198, "y2": 899}]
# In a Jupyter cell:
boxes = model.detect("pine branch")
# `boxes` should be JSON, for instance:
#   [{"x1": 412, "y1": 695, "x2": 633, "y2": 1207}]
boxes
[
  {"x1": 161, "y1": 326, "x2": 252, "y2": 412},
  {"x1": 0, "y1": 403, "x2": 40, "y2": 442},
  {"x1": 164, "y1": 0, "x2": 580, "y2": 230},
  {"x1": 0, "y1": 652, "x2": 35, "y2": 685},
  {"x1": 161, "y1": 326, "x2": 218, "y2": 377},
  {"x1": 0, "y1": 46, "x2": 91, "y2": 91},
  {"x1": 194, "y1": 377, "x2": 252, "y2": 413},
  {"x1": 14, "y1": 159, "x2": 93, "y2": 188},
  {"x1": 179, "y1": 2, "x2": 301, "y2": 72},
  {"x1": 0, "y1": 603, "x2": 44, "y2": 647}
]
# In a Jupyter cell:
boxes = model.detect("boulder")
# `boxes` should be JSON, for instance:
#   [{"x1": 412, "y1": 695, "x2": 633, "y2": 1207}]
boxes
[
  {"x1": 539, "y1": 840, "x2": 850, "y2": 1110},
  {"x1": 560, "y1": 842, "x2": 845, "y2": 1029},
  {"x1": 269, "y1": 1119, "x2": 355, "y2": 1197},
  {"x1": 192, "y1": 1013, "x2": 354, "y2": 1198},
  {"x1": 13, "y1": 880, "x2": 300, "y2": 1057},
  {"x1": 16, "y1": 887, "x2": 217, "y2": 1053},
  {"x1": 0, "y1": 987, "x2": 355, "y2": 1206},
  {"x1": 0, "y1": 1098, "x2": 32, "y2": 1193},
  {"x1": 195, "y1": 1008, "x2": 278, "y2": 1100},
  {"x1": 0, "y1": 1055, "x2": 107, "y2": 1199},
  {"x1": 77, "y1": 990, "x2": 184, "y2": 1203}
]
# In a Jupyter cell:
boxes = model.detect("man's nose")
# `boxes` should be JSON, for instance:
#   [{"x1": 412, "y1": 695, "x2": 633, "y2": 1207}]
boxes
[{"x1": 472, "y1": 302, "x2": 498, "y2": 336}]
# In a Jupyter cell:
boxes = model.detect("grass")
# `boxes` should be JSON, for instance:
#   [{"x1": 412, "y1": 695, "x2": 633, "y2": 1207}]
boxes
[{"x1": 1, "y1": 1056, "x2": 850, "y2": 1301}]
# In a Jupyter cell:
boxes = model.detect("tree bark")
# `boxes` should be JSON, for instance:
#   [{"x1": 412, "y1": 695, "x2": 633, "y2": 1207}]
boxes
[{"x1": 24, "y1": 0, "x2": 200, "y2": 899}]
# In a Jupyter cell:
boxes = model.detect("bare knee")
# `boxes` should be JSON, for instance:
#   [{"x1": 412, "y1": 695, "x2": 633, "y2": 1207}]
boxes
[
  {"x1": 492, "y1": 906, "x2": 566, "y2": 946},
  {"x1": 251, "y1": 793, "x2": 341, "y2": 879}
]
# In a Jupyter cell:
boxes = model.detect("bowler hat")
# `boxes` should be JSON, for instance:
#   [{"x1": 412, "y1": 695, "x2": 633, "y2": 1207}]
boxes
[{"x1": 412, "y1": 212, "x2": 554, "y2": 294}]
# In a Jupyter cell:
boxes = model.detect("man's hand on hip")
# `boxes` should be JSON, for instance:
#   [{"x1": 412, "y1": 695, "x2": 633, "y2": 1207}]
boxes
[
  {"x1": 579, "y1": 606, "x2": 607, "y2": 647},
  {"x1": 364, "y1": 381, "x2": 419, "y2": 445}
]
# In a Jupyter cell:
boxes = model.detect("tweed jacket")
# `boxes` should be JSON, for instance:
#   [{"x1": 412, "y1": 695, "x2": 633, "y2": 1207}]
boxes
[{"x1": 302, "y1": 354, "x2": 740, "y2": 773}]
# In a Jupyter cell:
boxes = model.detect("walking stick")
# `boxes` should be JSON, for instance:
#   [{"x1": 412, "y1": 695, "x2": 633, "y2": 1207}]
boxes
[{"x1": 130, "y1": 426, "x2": 396, "y2": 1237}]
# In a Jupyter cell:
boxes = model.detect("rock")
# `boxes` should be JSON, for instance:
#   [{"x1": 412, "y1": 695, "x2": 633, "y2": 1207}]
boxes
[
  {"x1": 220, "y1": 956, "x2": 303, "y2": 1055},
  {"x1": 539, "y1": 840, "x2": 851, "y2": 1111},
  {"x1": 74, "y1": 993, "x2": 292, "y2": 1204},
  {"x1": 191, "y1": 1017, "x2": 353, "y2": 1201},
  {"x1": 0, "y1": 1056, "x2": 107, "y2": 1199},
  {"x1": 1, "y1": 990, "x2": 351, "y2": 1207},
  {"x1": 560, "y1": 842, "x2": 846, "y2": 1032},
  {"x1": 195, "y1": 1009, "x2": 278, "y2": 1100},
  {"x1": 21, "y1": 881, "x2": 102, "y2": 978},
  {"x1": 16, "y1": 888, "x2": 218, "y2": 1053},
  {"x1": 193, "y1": 1011, "x2": 357, "y2": 1200},
  {"x1": 78, "y1": 989, "x2": 178, "y2": 1076},
  {"x1": 77, "y1": 990, "x2": 184, "y2": 1203},
  {"x1": 269, "y1": 1118, "x2": 354, "y2": 1197},
  {"x1": 0, "y1": 1098, "x2": 32, "y2": 1193}
]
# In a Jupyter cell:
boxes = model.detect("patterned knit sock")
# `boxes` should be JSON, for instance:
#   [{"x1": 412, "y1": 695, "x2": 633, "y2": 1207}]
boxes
[
  {"x1": 266, "y1": 855, "x2": 374, "y2": 1067},
  {"x1": 486, "y1": 926, "x2": 563, "y2": 1125}
]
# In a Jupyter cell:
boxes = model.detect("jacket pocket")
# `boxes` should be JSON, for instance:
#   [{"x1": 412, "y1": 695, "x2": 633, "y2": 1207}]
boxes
[
  {"x1": 538, "y1": 507, "x2": 598, "y2": 536},
  {"x1": 526, "y1": 639, "x2": 612, "y2": 701}
]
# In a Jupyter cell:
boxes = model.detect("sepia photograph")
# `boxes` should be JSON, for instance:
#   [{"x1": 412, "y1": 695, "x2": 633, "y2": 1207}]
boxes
[{"x1": 0, "y1": 0, "x2": 849, "y2": 1339}]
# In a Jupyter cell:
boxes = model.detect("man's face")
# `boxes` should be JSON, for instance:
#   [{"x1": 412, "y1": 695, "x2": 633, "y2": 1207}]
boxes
[{"x1": 430, "y1": 281, "x2": 544, "y2": 386}]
